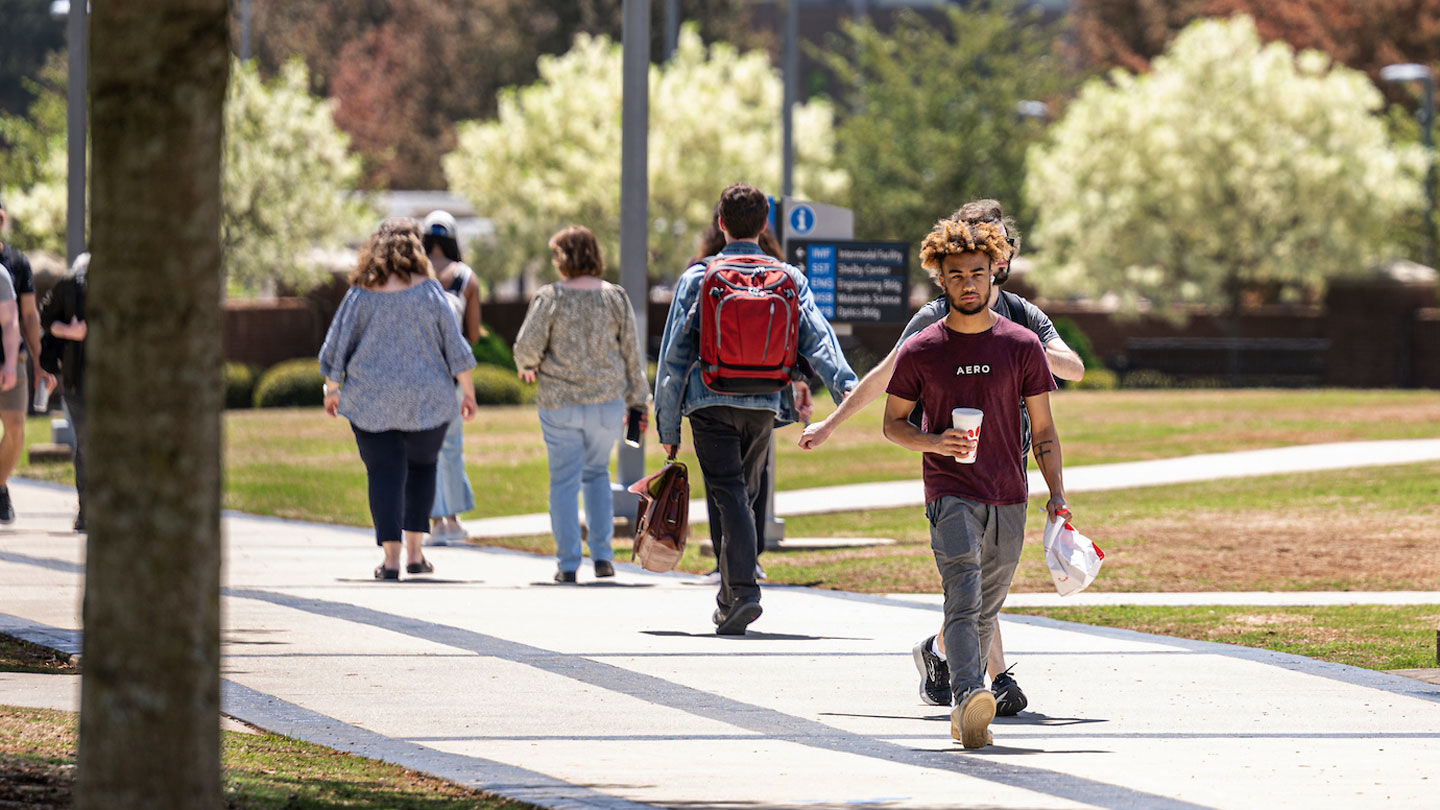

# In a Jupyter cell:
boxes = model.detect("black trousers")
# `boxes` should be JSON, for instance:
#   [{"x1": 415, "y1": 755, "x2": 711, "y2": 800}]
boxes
[
  {"x1": 706, "y1": 451, "x2": 768, "y2": 559},
  {"x1": 351, "y1": 423, "x2": 449, "y2": 546},
  {"x1": 63, "y1": 393, "x2": 85, "y2": 520},
  {"x1": 689, "y1": 406, "x2": 772, "y2": 608}
]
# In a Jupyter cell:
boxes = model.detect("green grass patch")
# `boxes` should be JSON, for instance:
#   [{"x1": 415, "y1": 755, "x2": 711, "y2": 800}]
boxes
[
  {"x1": 1006, "y1": 604, "x2": 1440, "y2": 671},
  {"x1": 0, "y1": 705, "x2": 537, "y2": 809},
  {"x1": 17, "y1": 389, "x2": 1439, "y2": 526}
]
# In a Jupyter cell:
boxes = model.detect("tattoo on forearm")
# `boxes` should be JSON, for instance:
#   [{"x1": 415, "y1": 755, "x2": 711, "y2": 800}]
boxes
[{"x1": 1033, "y1": 440, "x2": 1055, "y2": 463}]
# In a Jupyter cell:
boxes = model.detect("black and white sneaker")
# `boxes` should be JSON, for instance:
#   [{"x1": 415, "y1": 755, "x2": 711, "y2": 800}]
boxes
[
  {"x1": 0, "y1": 487, "x2": 14, "y2": 524},
  {"x1": 912, "y1": 635, "x2": 951, "y2": 706},
  {"x1": 991, "y1": 665, "x2": 1028, "y2": 716}
]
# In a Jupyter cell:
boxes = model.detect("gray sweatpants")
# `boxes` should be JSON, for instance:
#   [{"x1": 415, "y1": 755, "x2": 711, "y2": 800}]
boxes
[{"x1": 926, "y1": 496, "x2": 1026, "y2": 701}]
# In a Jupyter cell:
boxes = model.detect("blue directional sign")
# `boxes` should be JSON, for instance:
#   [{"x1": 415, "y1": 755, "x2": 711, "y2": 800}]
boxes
[
  {"x1": 787, "y1": 203, "x2": 816, "y2": 237},
  {"x1": 786, "y1": 239, "x2": 909, "y2": 324}
]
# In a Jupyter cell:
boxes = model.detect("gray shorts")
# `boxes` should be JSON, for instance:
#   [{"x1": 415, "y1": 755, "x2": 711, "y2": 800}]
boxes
[
  {"x1": 0, "y1": 361, "x2": 28, "y2": 413},
  {"x1": 926, "y1": 495, "x2": 1026, "y2": 698}
]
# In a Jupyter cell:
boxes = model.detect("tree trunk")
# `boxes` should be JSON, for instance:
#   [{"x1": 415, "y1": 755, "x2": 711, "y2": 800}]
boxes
[{"x1": 77, "y1": 3, "x2": 229, "y2": 809}]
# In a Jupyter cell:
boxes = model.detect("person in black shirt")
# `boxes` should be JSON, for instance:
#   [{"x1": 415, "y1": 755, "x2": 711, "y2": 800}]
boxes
[
  {"x1": 40, "y1": 252, "x2": 88, "y2": 532},
  {"x1": 0, "y1": 200, "x2": 57, "y2": 524}
]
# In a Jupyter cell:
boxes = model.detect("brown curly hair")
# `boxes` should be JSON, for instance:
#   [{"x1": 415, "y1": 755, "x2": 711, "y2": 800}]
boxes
[
  {"x1": 919, "y1": 219, "x2": 1008, "y2": 282},
  {"x1": 350, "y1": 218, "x2": 433, "y2": 288},
  {"x1": 549, "y1": 225, "x2": 605, "y2": 278}
]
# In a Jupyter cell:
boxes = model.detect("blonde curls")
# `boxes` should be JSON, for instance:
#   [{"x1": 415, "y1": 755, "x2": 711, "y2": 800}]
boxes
[
  {"x1": 350, "y1": 218, "x2": 434, "y2": 288},
  {"x1": 919, "y1": 219, "x2": 1008, "y2": 282}
]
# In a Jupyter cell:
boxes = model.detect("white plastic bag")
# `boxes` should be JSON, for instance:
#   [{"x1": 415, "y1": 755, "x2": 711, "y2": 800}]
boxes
[{"x1": 1042, "y1": 515, "x2": 1104, "y2": 596}]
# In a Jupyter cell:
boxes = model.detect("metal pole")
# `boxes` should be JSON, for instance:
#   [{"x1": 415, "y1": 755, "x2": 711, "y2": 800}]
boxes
[
  {"x1": 663, "y1": 0, "x2": 678, "y2": 61},
  {"x1": 615, "y1": 0, "x2": 650, "y2": 515},
  {"x1": 1424, "y1": 75, "x2": 1435, "y2": 269},
  {"x1": 781, "y1": 0, "x2": 797, "y2": 197},
  {"x1": 65, "y1": 1, "x2": 88, "y2": 265},
  {"x1": 240, "y1": 0, "x2": 252, "y2": 62}
]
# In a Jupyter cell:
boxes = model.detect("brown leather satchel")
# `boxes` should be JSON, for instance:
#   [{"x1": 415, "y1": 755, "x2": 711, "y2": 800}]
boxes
[{"x1": 629, "y1": 458, "x2": 690, "y2": 573}]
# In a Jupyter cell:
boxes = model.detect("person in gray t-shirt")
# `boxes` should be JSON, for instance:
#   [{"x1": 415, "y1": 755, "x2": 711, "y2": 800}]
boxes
[
  {"x1": 798, "y1": 200, "x2": 1085, "y2": 717},
  {"x1": 0, "y1": 263, "x2": 18, "y2": 393}
]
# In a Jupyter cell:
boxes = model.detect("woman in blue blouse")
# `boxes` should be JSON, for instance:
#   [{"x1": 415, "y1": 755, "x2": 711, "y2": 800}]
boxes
[{"x1": 320, "y1": 219, "x2": 478, "y2": 580}]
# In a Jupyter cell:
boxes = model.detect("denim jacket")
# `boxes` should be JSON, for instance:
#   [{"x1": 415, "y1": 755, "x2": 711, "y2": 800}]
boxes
[{"x1": 654, "y1": 241, "x2": 858, "y2": 445}]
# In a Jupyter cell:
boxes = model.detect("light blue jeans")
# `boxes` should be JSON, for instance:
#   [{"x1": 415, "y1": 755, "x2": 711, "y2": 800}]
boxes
[
  {"x1": 538, "y1": 398, "x2": 625, "y2": 573},
  {"x1": 431, "y1": 386, "x2": 475, "y2": 519}
]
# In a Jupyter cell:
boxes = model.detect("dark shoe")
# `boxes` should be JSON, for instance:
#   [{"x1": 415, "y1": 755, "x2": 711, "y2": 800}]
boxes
[
  {"x1": 951, "y1": 688, "x2": 996, "y2": 749},
  {"x1": 554, "y1": 570, "x2": 577, "y2": 584},
  {"x1": 913, "y1": 635, "x2": 952, "y2": 706},
  {"x1": 713, "y1": 598, "x2": 763, "y2": 635},
  {"x1": 0, "y1": 487, "x2": 14, "y2": 524},
  {"x1": 374, "y1": 565, "x2": 399, "y2": 580},
  {"x1": 405, "y1": 558, "x2": 434, "y2": 575},
  {"x1": 593, "y1": 559, "x2": 615, "y2": 578},
  {"x1": 991, "y1": 665, "x2": 1028, "y2": 716},
  {"x1": 73, "y1": 514, "x2": 86, "y2": 533}
]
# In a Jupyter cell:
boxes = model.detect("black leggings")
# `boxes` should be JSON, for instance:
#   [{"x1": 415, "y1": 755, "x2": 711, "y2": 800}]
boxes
[{"x1": 351, "y1": 423, "x2": 449, "y2": 546}]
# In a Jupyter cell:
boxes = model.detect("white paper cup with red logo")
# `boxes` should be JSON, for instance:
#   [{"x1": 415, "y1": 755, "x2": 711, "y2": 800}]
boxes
[{"x1": 951, "y1": 407, "x2": 983, "y2": 464}]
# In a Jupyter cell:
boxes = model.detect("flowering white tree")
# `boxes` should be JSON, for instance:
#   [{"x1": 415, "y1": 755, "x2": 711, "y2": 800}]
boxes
[
  {"x1": 1026, "y1": 16, "x2": 1425, "y2": 313},
  {"x1": 3, "y1": 58, "x2": 371, "y2": 292},
  {"x1": 444, "y1": 26, "x2": 848, "y2": 285},
  {"x1": 224, "y1": 59, "x2": 373, "y2": 292}
]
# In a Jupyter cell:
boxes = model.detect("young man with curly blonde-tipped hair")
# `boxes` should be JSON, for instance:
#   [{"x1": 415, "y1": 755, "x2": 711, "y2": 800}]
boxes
[{"x1": 882, "y1": 218, "x2": 1072, "y2": 748}]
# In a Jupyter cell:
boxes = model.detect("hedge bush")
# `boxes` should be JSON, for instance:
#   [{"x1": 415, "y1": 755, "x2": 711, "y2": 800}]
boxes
[
  {"x1": 224, "y1": 363, "x2": 259, "y2": 409},
  {"x1": 1071, "y1": 367, "x2": 1119, "y2": 390},
  {"x1": 472, "y1": 363, "x2": 530, "y2": 406},
  {"x1": 472, "y1": 324, "x2": 516, "y2": 370},
  {"x1": 254, "y1": 358, "x2": 326, "y2": 408}
]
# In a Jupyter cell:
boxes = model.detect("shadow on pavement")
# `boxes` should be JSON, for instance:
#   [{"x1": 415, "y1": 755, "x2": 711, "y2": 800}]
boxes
[{"x1": 640, "y1": 630, "x2": 870, "y2": 641}]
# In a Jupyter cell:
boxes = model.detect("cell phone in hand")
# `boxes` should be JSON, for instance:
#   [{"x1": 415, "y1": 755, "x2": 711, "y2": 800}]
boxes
[{"x1": 625, "y1": 407, "x2": 644, "y2": 447}]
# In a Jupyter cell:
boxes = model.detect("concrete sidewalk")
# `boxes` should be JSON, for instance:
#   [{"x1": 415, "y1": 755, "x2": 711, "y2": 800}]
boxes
[
  {"x1": 467, "y1": 438, "x2": 1440, "y2": 538},
  {"x1": 3, "y1": 479, "x2": 1439, "y2": 809}
]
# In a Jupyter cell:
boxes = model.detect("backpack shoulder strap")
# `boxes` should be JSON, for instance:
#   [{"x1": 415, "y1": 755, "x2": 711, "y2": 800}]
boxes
[{"x1": 997, "y1": 289, "x2": 1024, "y2": 324}]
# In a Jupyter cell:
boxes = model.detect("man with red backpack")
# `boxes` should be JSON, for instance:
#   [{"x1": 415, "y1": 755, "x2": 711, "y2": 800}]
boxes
[{"x1": 655, "y1": 183, "x2": 857, "y2": 635}]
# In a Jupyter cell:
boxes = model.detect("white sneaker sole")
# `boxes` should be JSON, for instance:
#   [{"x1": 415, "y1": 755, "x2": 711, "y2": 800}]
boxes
[
  {"x1": 951, "y1": 690, "x2": 996, "y2": 749},
  {"x1": 911, "y1": 640, "x2": 948, "y2": 707}
]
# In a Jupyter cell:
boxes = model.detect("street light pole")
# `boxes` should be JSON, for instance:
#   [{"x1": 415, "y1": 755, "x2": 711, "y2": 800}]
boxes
[
  {"x1": 51, "y1": 1, "x2": 88, "y2": 265},
  {"x1": 616, "y1": 0, "x2": 650, "y2": 508},
  {"x1": 1382, "y1": 63, "x2": 1437, "y2": 268},
  {"x1": 781, "y1": 0, "x2": 797, "y2": 197},
  {"x1": 240, "y1": 0, "x2": 252, "y2": 61}
]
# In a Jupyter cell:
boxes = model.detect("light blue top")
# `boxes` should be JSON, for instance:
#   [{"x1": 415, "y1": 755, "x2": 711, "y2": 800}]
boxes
[
  {"x1": 318, "y1": 279, "x2": 477, "y2": 432},
  {"x1": 654, "y1": 241, "x2": 858, "y2": 445}
]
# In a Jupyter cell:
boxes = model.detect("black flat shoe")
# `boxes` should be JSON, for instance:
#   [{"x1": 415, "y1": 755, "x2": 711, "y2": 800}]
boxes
[
  {"x1": 594, "y1": 560, "x2": 615, "y2": 578},
  {"x1": 374, "y1": 565, "x2": 399, "y2": 580},
  {"x1": 406, "y1": 558, "x2": 434, "y2": 575},
  {"x1": 554, "y1": 570, "x2": 577, "y2": 583}
]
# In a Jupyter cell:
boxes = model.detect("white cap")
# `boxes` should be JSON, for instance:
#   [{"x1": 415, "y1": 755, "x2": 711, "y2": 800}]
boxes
[{"x1": 422, "y1": 210, "x2": 457, "y2": 240}]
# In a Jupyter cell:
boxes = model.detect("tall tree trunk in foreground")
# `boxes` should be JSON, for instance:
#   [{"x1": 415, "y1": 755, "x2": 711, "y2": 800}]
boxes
[{"x1": 77, "y1": 2, "x2": 229, "y2": 808}]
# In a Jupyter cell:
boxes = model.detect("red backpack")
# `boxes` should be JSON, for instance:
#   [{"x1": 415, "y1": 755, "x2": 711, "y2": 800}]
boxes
[{"x1": 696, "y1": 253, "x2": 801, "y2": 394}]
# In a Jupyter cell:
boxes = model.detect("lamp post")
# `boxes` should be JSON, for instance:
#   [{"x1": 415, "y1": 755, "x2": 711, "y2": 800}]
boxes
[
  {"x1": 49, "y1": 1, "x2": 88, "y2": 265},
  {"x1": 781, "y1": 0, "x2": 798, "y2": 197},
  {"x1": 1382, "y1": 63, "x2": 1436, "y2": 268}
]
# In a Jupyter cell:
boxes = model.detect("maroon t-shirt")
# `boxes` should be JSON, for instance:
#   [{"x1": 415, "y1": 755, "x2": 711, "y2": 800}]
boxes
[{"x1": 886, "y1": 316, "x2": 1056, "y2": 506}]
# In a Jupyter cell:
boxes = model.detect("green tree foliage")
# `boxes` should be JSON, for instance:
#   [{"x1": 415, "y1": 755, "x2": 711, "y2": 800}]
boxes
[
  {"x1": 819, "y1": 3, "x2": 1075, "y2": 279},
  {"x1": 224, "y1": 59, "x2": 373, "y2": 292},
  {"x1": 0, "y1": 0, "x2": 66, "y2": 116},
  {"x1": 4, "y1": 58, "x2": 372, "y2": 291},
  {"x1": 444, "y1": 26, "x2": 847, "y2": 286},
  {"x1": 243, "y1": 0, "x2": 759, "y2": 188},
  {"x1": 0, "y1": 54, "x2": 71, "y2": 254},
  {"x1": 1027, "y1": 16, "x2": 1425, "y2": 313}
]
